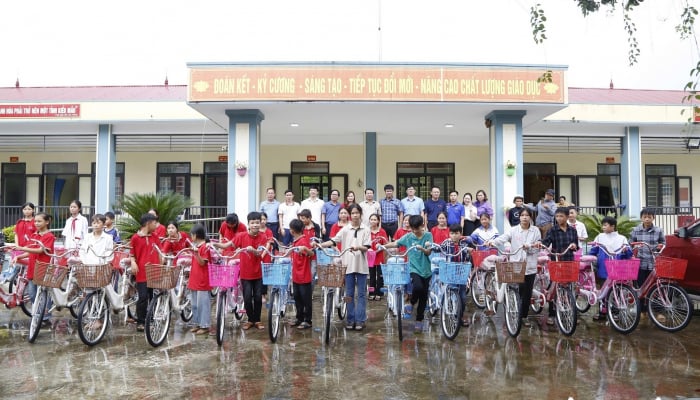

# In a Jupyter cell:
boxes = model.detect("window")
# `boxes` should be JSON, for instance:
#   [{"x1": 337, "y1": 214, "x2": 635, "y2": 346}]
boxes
[
  {"x1": 90, "y1": 162, "x2": 125, "y2": 206},
  {"x1": 597, "y1": 163, "x2": 621, "y2": 208},
  {"x1": 292, "y1": 162, "x2": 330, "y2": 199},
  {"x1": 42, "y1": 163, "x2": 79, "y2": 207},
  {"x1": 396, "y1": 162, "x2": 455, "y2": 200},
  {"x1": 2, "y1": 163, "x2": 26, "y2": 207},
  {"x1": 645, "y1": 164, "x2": 686, "y2": 214},
  {"x1": 157, "y1": 162, "x2": 190, "y2": 196}
]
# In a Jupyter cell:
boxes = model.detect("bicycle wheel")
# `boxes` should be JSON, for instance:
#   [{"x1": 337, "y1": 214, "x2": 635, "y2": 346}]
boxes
[
  {"x1": 16, "y1": 275, "x2": 34, "y2": 317},
  {"x1": 427, "y1": 279, "x2": 440, "y2": 317},
  {"x1": 210, "y1": 286, "x2": 219, "y2": 298},
  {"x1": 555, "y1": 285, "x2": 577, "y2": 337},
  {"x1": 77, "y1": 291, "x2": 109, "y2": 346},
  {"x1": 530, "y1": 275, "x2": 546, "y2": 314},
  {"x1": 68, "y1": 286, "x2": 81, "y2": 319},
  {"x1": 504, "y1": 285, "x2": 522, "y2": 338},
  {"x1": 484, "y1": 271, "x2": 498, "y2": 314},
  {"x1": 471, "y1": 269, "x2": 487, "y2": 309},
  {"x1": 324, "y1": 290, "x2": 334, "y2": 344},
  {"x1": 607, "y1": 283, "x2": 640, "y2": 334},
  {"x1": 395, "y1": 287, "x2": 403, "y2": 341},
  {"x1": 180, "y1": 287, "x2": 193, "y2": 322},
  {"x1": 440, "y1": 289, "x2": 462, "y2": 340},
  {"x1": 268, "y1": 289, "x2": 281, "y2": 343},
  {"x1": 233, "y1": 284, "x2": 245, "y2": 320},
  {"x1": 337, "y1": 289, "x2": 347, "y2": 320},
  {"x1": 647, "y1": 282, "x2": 692, "y2": 333},
  {"x1": 216, "y1": 290, "x2": 227, "y2": 346},
  {"x1": 575, "y1": 271, "x2": 591, "y2": 314},
  {"x1": 145, "y1": 292, "x2": 171, "y2": 347},
  {"x1": 28, "y1": 288, "x2": 48, "y2": 343}
]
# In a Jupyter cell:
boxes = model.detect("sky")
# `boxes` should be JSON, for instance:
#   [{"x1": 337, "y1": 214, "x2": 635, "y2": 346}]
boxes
[{"x1": 2, "y1": 0, "x2": 698, "y2": 90}]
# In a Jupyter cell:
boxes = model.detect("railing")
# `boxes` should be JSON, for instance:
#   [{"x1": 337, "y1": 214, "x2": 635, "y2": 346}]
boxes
[
  {"x1": 576, "y1": 205, "x2": 700, "y2": 236},
  {"x1": 181, "y1": 206, "x2": 228, "y2": 237}
]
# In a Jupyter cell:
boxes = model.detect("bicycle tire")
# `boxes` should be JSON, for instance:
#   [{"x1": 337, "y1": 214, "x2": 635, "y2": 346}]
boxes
[
  {"x1": 210, "y1": 286, "x2": 219, "y2": 298},
  {"x1": 504, "y1": 285, "x2": 522, "y2": 337},
  {"x1": 484, "y1": 271, "x2": 498, "y2": 314},
  {"x1": 145, "y1": 292, "x2": 171, "y2": 347},
  {"x1": 337, "y1": 289, "x2": 347, "y2": 321},
  {"x1": 68, "y1": 286, "x2": 81, "y2": 319},
  {"x1": 324, "y1": 290, "x2": 333, "y2": 344},
  {"x1": 77, "y1": 291, "x2": 109, "y2": 346},
  {"x1": 471, "y1": 269, "x2": 487, "y2": 309},
  {"x1": 648, "y1": 282, "x2": 692, "y2": 333},
  {"x1": 530, "y1": 275, "x2": 546, "y2": 314},
  {"x1": 268, "y1": 290, "x2": 281, "y2": 343},
  {"x1": 440, "y1": 288, "x2": 462, "y2": 340},
  {"x1": 396, "y1": 287, "x2": 403, "y2": 341},
  {"x1": 575, "y1": 271, "x2": 591, "y2": 314},
  {"x1": 607, "y1": 283, "x2": 640, "y2": 334},
  {"x1": 180, "y1": 287, "x2": 193, "y2": 322},
  {"x1": 555, "y1": 285, "x2": 577, "y2": 336},
  {"x1": 428, "y1": 278, "x2": 440, "y2": 317},
  {"x1": 233, "y1": 283, "x2": 245, "y2": 320},
  {"x1": 15, "y1": 274, "x2": 33, "y2": 317},
  {"x1": 216, "y1": 290, "x2": 226, "y2": 346},
  {"x1": 28, "y1": 288, "x2": 48, "y2": 343}
]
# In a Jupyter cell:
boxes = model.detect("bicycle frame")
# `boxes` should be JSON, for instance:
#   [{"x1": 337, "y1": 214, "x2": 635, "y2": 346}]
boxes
[{"x1": 0, "y1": 247, "x2": 29, "y2": 308}]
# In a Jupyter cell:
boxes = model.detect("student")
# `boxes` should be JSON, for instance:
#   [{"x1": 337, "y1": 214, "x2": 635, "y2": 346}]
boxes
[
  {"x1": 161, "y1": 221, "x2": 190, "y2": 254},
  {"x1": 79, "y1": 214, "x2": 115, "y2": 265},
  {"x1": 288, "y1": 218, "x2": 314, "y2": 329},
  {"x1": 329, "y1": 207, "x2": 350, "y2": 250},
  {"x1": 430, "y1": 211, "x2": 450, "y2": 244},
  {"x1": 103, "y1": 211, "x2": 122, "y2": 245},
  {"x1": 380, "y1": 214, "x2": 433, "y2": 333},
  {"x1": 470, "y1": 213, "x2": 499, "y2": 249},
  {"x1": 368, "y1": 213, "x2": 388, "y2": 301},
  {"x1": 588, "y1": 216, "x2": 633, "y2": 321},
  {"x1": 567, "y1": 208, "x2": 588, "y2": 251},
  {"x1": 629, "y1": 208, "x2": 665, "y2": 289},
  {"x1": 393, "y1": 214, "x2": 412, "y2": 256},
  {"x1": 487, "y1": 207, "x2": 541, "y2": 326},
  {"x1": 62, "y1": 199, "x2": 89, "y2": 250},
  {"x1": 188, "y1": 224, "x2": 212, "y2": 335},
  {"x1": 298, "y1": 208, "x2": 321, "y2": 288},
  {"x1": 278, "y1": 190, "x2": 301, "y2": 246},
  {"x1": 148, "y1": 208, "x2": 167, "y2": 239},
  {"x1": 315, "y1": 204, "x2": 371, "y2": 331},
  {"x1": 216, "y1": 212, "x2": 270, "y2": 330},
  {"x1": 129, "y1": 213, "x2": 161, "y2": 332},
  {"x1": 8, "y1": 202, "x2": 36, "y2": 274},
  {"x1": 507, "y1": 195, "x2": 526, "y2": 227},
  {"x1": 540, "y1": 207, "x2": 578, "y2": 325},
  {"x1": 438, "y1": 224, "x2": 472, "y2": 326},
  {"x1": 11, "y1": 212, "x2": 55, "y2": 326},
  {"x1": 219, "y1": 213, "x2": 247, "y2": 244}
]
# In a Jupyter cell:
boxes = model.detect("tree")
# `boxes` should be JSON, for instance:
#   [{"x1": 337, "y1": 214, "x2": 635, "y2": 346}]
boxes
[{"x1": 115, "y1": 192, "x2": 193, "y2": 240}]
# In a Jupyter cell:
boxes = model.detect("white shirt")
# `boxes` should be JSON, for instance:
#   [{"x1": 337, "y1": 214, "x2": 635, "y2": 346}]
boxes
[
  {"x1": 278, "y1": 202, "x2": 301, "y2": 229},
  {"x1": 79, "y1": 232, "x2": 114, "y2": 264},
  {"x1": 359, "y1": 200, "x2": 381, "y2": 227},
  {"x1": 62, "y1": 214, "x2": 89, "y2": 250},
  {"x1": 300, "y1": 197, "x2": 325, "y2": 225},
  {"x1": 568, "y1": 221, "x2": 588, "y2": 243}
]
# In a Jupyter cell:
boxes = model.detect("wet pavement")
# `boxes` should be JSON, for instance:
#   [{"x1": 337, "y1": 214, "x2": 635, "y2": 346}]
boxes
[{"x1": 1, "y1": 289, "x2": 700, "y2": 399}]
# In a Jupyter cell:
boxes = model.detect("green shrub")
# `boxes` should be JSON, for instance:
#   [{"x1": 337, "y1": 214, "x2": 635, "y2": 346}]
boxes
[
  {"x1": 115, "y1": 192, "x2": 194, "y2": 240},
  {"x1": 578, "y1": 212, "x2": 639, "y2": 239},
  {"x1": 2, "y1": 225, "x2": 15, "y2": 244}
]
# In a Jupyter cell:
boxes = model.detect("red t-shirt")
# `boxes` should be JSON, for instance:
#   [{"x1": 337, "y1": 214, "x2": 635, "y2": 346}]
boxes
[
  {"x1": 370, "y1": 229, "x2": 388, "y2": 266},
  {"x1": 394, "y1": 228, "x2": 410, "y2": 255},
  {"x1": 430, "y1": 226, "x2": 450, "y2": 245},
  {"x1": 291, "y1": 235, "x2": 312, "y2": 284},
  {"x1": 27, "y1": 231, "x2": 54, "y2": 280},
  {"x1": 233, "y1": 232, "x2": 269, "y2": 280},
  {"x1": 218, "y1": 222, "x2": 248, "y2": 242},
  {"x1": 330, "y1": 222, "x2": 346, "y2": 250},
  {"x1": 161, "y1": 231, "x2": 190, "y2": 255},
  {"x1": 188, "y1": 244, "x2": 211, "y2": 291},
  {"x1": 302, "y1": 224, "x2": 319, "y2": 260},
  {"x1": 130, "y1": 233, "x2": 160, "y2": 283},
  {"x1": 153, "y1": 224, "x2": 167, "y2": 240},
  {"x1": 15, "y1": 218, "x2": 37, "y2": 246},
  {"x1": 262, "y1": 228, "x2": 273, "y2": 263}
]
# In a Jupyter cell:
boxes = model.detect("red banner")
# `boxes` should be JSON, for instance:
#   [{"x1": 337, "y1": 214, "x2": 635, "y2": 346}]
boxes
[{"x1": 0, "y1": 104, "x2": 80, "y2": 118}]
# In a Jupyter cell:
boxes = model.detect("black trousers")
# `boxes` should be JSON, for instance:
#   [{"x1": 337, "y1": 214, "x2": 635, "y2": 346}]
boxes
[
  {"x1": 242, "y1": 278, "x2": 263, "y2": 323},
  {"x1": 519, "y1": 273, "x2": 536, "y2": 319},
  {"x1": 293, "y1": 282, "x2": 313, "y2": 324},
  {"x1": 136, "y1": 282, "x2": 153, "y2": 324},
  {"x1": 410, "y1": 273, "x2": 430, "y2": 322},
  {"x1": 382, "y1": 221, "x2": 398, "y2": 240}
]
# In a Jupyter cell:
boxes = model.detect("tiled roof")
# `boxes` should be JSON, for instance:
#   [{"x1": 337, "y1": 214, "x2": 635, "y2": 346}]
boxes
[
  {"x1": 568, "y1": 87, "x2": 696, "y2": 105},
  {"x1": 0, "y1": 85, "x2": 186, "y2": 102}
]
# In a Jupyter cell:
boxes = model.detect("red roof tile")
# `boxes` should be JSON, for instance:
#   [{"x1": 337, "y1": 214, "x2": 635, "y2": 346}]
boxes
[{"x1": 568, "y1": 87, "x2": 697, "y2": 105}]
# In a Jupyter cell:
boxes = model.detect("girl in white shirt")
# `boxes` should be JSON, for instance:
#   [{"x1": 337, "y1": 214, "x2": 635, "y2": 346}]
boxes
[{"x1": 62, "y1": 199, "x2": 89, "y2": 250}]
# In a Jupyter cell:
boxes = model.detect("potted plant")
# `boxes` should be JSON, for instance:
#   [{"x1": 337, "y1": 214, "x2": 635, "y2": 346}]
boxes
[
  {"x1": 235, "y1": 160, "x2": 248, "y2": 176},
  {"x1": 505, "y1": 160, "x2": 516, "y2": 176}
]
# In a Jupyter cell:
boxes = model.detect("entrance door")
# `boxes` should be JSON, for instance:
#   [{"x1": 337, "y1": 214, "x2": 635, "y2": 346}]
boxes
[
  {"x1": 523, "y1": 163, "x2": 556, "y2": 204},
  {"x1": 1, "y1": 163, "x2": 26, "y2": 228}
]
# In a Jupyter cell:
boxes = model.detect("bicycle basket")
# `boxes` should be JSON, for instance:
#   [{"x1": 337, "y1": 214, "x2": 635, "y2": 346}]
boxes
[
  {"x1": 654, "y1": 256, "x2": 688, "y2": 280},
  {"x1": 262, "y1": 262, "x2": 291, "y2": 286},
  {"x1": 471, "y1": 248, "x2": 498, "y2": 268},
  {"x1": 315, "y1": 248, "x2": 339, "y2": 266},
  {"x1": 380, "y1": 262, "x2": 410, "y2": 285},
  {"x1": 111, "y1": 250, "x2": 130, "y2": 272},
  {"x1": 548, "y1": 260, "x2": 579, "y2": 283},
  {"x1": 208, "y1": 262, "x2": 238, "y2": 288},
  {"x1": 495, "y1": 261, "x2": 526, "y2": 283},
  {"x1": 440, "y1": 262, "x2": 471, "y2": 285},
  {"x1": 606, "y1": 258, "x2": 640, "y2": 281},
  {"x1": 146, "y1": 264, "x2": 181, "y2": 289},
  {"x1": 317, "y1": 264, "x2": 347, "y2": 287},
  {"x1": 33, "y1": 261, "x2": 69, "y2": 288},
  {"x1": 75, "y1": 263, "x2": 113, "y2": 288}
]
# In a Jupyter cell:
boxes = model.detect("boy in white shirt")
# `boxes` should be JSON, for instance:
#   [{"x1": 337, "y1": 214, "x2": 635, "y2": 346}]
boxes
[{"x1": 79, "y1": 214, "x2": 114, "y2": 265}]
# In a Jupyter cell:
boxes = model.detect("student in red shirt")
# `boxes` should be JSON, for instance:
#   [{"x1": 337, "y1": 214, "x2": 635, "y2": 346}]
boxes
[
  {"x1": 129, "y1": 213, "x2": 161, "y2": 331},
  {"x1": 368, "y1": 213, "x2": 388, "y2": 301},
  {"x1": 216, "y1": 211, "x2": 270, "y2": 330},
  {"x1": 430, "y1": 211, "x2": 450, "y2": 245},
  {"x1": 161, "y1": 220, "x2": 191, "y2": 268},
  {"x1": 298, "y1": 208, "x2": 320, "y2": 289},
  {"x1": 11, "y1": 202, "x2": 36, "y2": 269},
  {"x1": 218, "y1": 213, "x2": 248, "y2": 242},
  {"x1": 148, "y1": 208, "x2": 167, "y2": 240},
  {"x1": 288, "y1": 218, "x2": 314, "y2": 329},
  {"x1": 188, "y1": 224, "x2": 212, "y2": 335}
]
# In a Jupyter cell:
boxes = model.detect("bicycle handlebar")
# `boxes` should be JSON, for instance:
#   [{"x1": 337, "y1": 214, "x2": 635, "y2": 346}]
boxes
[
  {"x1": 629, "y1": 241, "x2": 665, "y2": 256},
  {"x1": 314, "y1": 246, "x2": 356, "y2": 257},
  {"x1": 588, "y1": 242, "x2": 630, "y2": 257},
  {"x1": 537, "y1": 245, "x2": 575, "y2": 258},
  {"x1": 258, "y1": 246, "x2": 309, "y2": 259},
  {"x1": 207, "y1": 244, "x2": 247, "y2": 259},
  {"x1": 375, "y1": 244, "x2": 422, "y2": 258},
  {"x1": 426, "y1": 240, "x2": 470, "y2": 257},
  {"x1": 152, "y1": 243, "x2": 193, "y2": 260},
  {"x1": 84, "y1": 244, "x2": 131, "y2": 259}
]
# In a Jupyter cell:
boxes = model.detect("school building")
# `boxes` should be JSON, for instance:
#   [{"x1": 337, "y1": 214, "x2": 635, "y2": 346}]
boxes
[{"x1": 0, "y1": 62, "x2": 697, "y2": 233}]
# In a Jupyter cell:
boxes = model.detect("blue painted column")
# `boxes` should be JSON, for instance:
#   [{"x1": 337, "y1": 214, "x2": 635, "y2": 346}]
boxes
[
  {"x1": 621, "y1": 126, "x2": 642, "y2": 217},
  {"x1": 485, "y1": 110, "x2": 526, "y2": 233},
  {"x1": 365, "y1": 132, "x2": 377, "y2": 193},
  {"x1": 94, "y1": 124, "x2": 116, "y2": 213},
  {"x1": 225, "y1": 110, "x2": 265, "y2": 216}
]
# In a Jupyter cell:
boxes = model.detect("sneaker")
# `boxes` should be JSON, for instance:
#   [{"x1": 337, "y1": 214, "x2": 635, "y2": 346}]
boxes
[
  {"x1": 403, "y1": 304, "x2": 413, "y2": 319},
  {"x1": 290, "y1": 320, "x2": 302, "y2": 327},
  {"x1": 368, "y1": 295, "x2": 375, "y2": 301},
  {"x1": 136, "y1": 324, "x2": 145, "y2": 332},
  {"x1": 546, "y1": 317, "x2": 555, "y2": 326},
  {"x1": 297, "y1": 322, "x2": 312, "y2": 330},
  {"x1": 41, "y1": 320, "x2": 52, "y2": 329},
  {"x1": 355, "y1": 323, "x2": 365, "y2": 331},
  {"x1": 254, "y1": 322, "x2": 265, "y2": 330},
  {"x1": 522, "y1": 318, "x2": 531, "y2": 327},
  {"x1": 345, "y1": 323, "x2": 355, "y2": 330},
  {"x1": 414, "y1": 321, "x2": 423, "y2": 333}
]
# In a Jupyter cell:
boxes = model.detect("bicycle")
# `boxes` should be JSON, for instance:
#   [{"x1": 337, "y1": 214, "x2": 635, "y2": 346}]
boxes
[
  {"x1": 208, "y1": 245, "x2": 246, "y2": 346},
  {"x1": 144, "y1": 245, "x2": 194, "y2": 347},
  {"x1": 427, "y1": 241, "x2": 472, "y2": 340},
  {"x1": 482, "y1": 246, "x2": 526, "y2": 338},
  {"x1": 531, "y1": 246, "x2": 579, "y2": 336},
  {"x1": 575, "y1": 243, "x2": 641, "y2": 334},
  {"x1": 629, "y1": 242, "x2": 692, "y2": 332},
  {"x1": 75, "y1": 245, "x2": 139, "y2": 346},
  {"x1": 468, "y1": 247, "x2": 498, "y2": 309},
  {"x1": 260, "y1": 246, "x2": 296, "y2": 343},
  {"x1": 0, "y1": 246, "x2": 34, "y2": 316},
  {"x1": 315, "y1": 246, "x2": 354, "y2": 344},
  {"x1": 376, "y1": 245, "x2": 420, "y2": 341}
]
